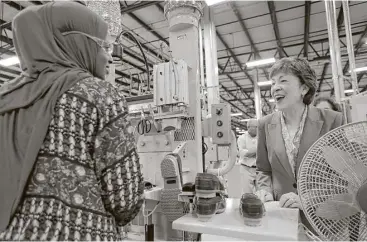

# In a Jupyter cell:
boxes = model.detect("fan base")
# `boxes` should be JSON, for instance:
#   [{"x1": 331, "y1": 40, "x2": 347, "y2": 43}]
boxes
[{"x1": 356, "y1": 180, "x2": 367, "y2": 213}]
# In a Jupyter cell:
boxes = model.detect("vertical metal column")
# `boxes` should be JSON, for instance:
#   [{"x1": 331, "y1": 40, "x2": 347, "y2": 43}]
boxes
[
  {"x1": 198, "y1": 22, "x2": 207, "y2": 116},
  {"x1": 165, "y1": 1, "x2": 204, "y2": 175},
  {"x1": 254, "y1": 68, "x2": 262, "y2": 119},
  {"x1": 342, "y1": 1, "x2": 359, "y2": 94},
  {"x1": 325, "y1": 0, "x2": 345, "y2": 102},
  {"x1": 203, "y1": 7, "x2": 220, "y2": 111}
]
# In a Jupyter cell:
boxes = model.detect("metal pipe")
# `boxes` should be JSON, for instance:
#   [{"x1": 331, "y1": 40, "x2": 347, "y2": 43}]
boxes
[
  {"x1": 254, "y1": 68, "x2": 262, "y2": 119},
  {"x1": 325, "y1": 0, "x2": 345, "y2": 103},
  {"x1": 210, "y1": 19, "x2": 220, "y2": 106},
  {"x1": 342, "y1": 1, "x2": 359, "y2": 94},
  {"x1": 198, "y1": 21, "x2": 207, "y2": 115},
  {"x1": 203, "y1": 7, "x2": 220, "y2": 111}
]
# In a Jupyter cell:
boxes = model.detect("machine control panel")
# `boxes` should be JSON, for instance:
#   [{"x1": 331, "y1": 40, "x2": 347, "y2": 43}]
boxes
[{"x1": 211, "y1": 103, "x2": 231, "y2": 145}]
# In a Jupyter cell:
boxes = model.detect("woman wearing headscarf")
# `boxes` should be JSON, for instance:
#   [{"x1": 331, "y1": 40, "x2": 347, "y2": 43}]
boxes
[
  {"x1": 255, "y1": 57, "x2": 343, "y2": 239},
  {"x1": 0, "y1": 2, "x2": 143, "y2": 240}
]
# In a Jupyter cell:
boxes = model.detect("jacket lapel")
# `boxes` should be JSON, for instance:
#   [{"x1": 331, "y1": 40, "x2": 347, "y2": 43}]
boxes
[
  {"x1": 296, "y1": 107, "x2": 324, "y2": 175},
  {"x1": 268, "y1": 112, "x2": 295, "y2": 180}
]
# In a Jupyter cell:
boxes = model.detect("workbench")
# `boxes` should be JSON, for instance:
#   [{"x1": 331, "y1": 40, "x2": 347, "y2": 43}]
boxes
[{"x1": 173, "y1": 198, "x2": 300, "y2": 241}]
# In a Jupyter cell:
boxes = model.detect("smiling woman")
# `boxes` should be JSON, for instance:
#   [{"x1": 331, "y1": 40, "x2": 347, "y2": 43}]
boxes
[{"x1": 255, "y1": 57, "x2": 343, "y2": 238}]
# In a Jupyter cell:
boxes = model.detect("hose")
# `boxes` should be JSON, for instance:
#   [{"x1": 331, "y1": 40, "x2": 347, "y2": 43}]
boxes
[{"x1": 206, "y1": 131, "x2": 237, "y2": 176}]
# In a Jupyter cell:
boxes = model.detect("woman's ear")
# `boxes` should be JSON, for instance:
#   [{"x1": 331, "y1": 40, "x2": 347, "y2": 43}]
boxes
[{"x1": 302, "y1": 85, "x2": 310, "y2": 96}]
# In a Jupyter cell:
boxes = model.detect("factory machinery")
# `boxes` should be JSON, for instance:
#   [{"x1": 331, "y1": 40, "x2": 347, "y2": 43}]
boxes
[
  {"x1": 108, "y1": 1, "x2": 367, "y2": 241},
  {"x1": 122, "y1": 1, "x2": 237, "y2": 241}
]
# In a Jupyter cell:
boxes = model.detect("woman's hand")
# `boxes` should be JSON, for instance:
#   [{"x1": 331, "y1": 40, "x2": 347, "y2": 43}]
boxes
[
  {"x1": 279, "y1": 192, "x2": 302, "y2": 210},
  {"x1": 255, "y1": 190, "x2": 274, "y2": 203}
]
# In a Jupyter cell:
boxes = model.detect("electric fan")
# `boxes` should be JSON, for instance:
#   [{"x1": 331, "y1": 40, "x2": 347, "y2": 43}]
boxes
[{"x1": 298, "y1": 121, "x2": 367, "y2": 241}]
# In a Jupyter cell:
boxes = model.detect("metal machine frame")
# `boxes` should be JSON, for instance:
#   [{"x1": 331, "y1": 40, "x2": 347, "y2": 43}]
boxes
[{"x1": 122, "y1": 1, "x2": 236, "y2": 241}]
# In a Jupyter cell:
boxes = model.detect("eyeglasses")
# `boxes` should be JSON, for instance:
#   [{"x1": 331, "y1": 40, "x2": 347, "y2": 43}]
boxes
[{"x1": 62, "y1": 31, "x2": 113, "y2": 55}]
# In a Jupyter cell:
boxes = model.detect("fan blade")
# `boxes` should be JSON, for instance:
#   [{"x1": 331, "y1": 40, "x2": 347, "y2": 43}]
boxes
[
  {"x1": 322, "y1": 146, "x2": 367, "y2": 187},
  {"x1": 332, "y1": 193, "x2": 355, "y2": 203},
  {"x1": 316, "y1": 197, "x2": 360, "y2": 220}
]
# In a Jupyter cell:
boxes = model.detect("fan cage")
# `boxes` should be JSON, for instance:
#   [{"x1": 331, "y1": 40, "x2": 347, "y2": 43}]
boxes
[{"x1": 298, "y1": 121, "x2": 367, "y2": 241}]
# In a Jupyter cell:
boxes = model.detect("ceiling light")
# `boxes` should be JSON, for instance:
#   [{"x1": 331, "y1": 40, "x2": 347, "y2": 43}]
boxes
[
  {"x1": 344, "y1": 89, "x2": 354, "y2": 94},
  {"x1": 240, "y1": 119, "x2": 250, "y2": 122},
  {"x1": 269, "y1": 98, "x2": 275, "y2": 103},
  {"x1": 257, "y1": 81, "x2": 272, "y2": 86},
  {"x1": 206, "y1": 0, "x2": 226, "y2": 6},
  {"x1": 231, "y1": 113, "x2": 242, "y2": 117},
  {"x1": 350, "y1": 66, "x2": 367, "y2": 73},
  {"x1": 246, "y1": 58, "x2": 276, "y2": 68},
  {"x1": 0, "y1": 56, "x2": 20, "y2": 66}
]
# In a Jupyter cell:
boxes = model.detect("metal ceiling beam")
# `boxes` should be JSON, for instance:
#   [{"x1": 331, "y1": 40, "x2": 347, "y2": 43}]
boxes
[
  {"x1": 335, "y1": 24, "x2": 367, "y2": 94},
  {"x1": 122, "y1": 33, "x2": 167, "y2": 63},
  {"x1": 116, "y1": 69, "x2": 140, "y2": 84},
  {"x1": 217, "y1": 29, "x2": 365, "y2": 61},
  {"x1": 267, "y1": 1, "x2": 287, "y2": 58},
  {"x1": 317, "y1": 63, "x2": 329, "y2": 93},
  {"x1": 231, "y1": 120, "x2": 247, "y2": 130},
  {"x1": 118, "y1": 2, "x2": 168, "y2": 64},
  {"x1": 123, "y1": 47, "x2": 153, "y2": 68},
  {"x1": 230, "y1": 2, "x2": 260, "y2": 58},
  {"x1": 342, "y1": 24, "x2": 367, "y2": 75},
  {"x1": 122, "y1": 58, "x2": 146, "y2": 73},
  {"x1": 230, "y1": 3, "x2": 271, "y2": 83},
  {"x1": 357, "y1": 73, "x2": 365, "y2": 84},
  {"x1": 0, "y1": 46, "x2": 15, "y2": 56},
  {"x1": 128, "y1": 12, "x2": 169, "y2": 46},
  {"x1": 221, "y1": 94, "x2": 253, "y2": 119},
  {"x1": 219, "y1": 75, "x2": 252, "y2": 113},
  {"x1": 0, "y1": 20, "x2": 12, "y2": 31},
  {"x1": 0, "y1": 35, "x2": 13, "y2": 46},
  {"x1": 304, "y1": 1, "x2": 311, "y2": 58},
  {"x1": 4, "y1": 1, "x2": 25, "y2": 10},
  {"x1": 216, "y1": 28, "x2": 271, "y2": 111},
  {"x1": 308, "y1": 43, "x2": 321, "y2": 58},
  {"x1": 216, "y1": 32, "x2": 252, "y2": 85},
  {"x1": 217, "y1": 38, "x2": 266, "y2": 116},
  {"x1": 219, "y1": 69, "x2": 268, "y2": 117},
  {"x1": 0, "y1": 62, "x2": 143, "y2": 93},
  {"x1": 218, "y1": 62, "x2": 259, "y2": 117},
  {"x1": 116, "y1": 68, "x2": 154, "y2": 91},
  {"x1": 30, "y1": 1, "x2": 43, "y2": 5},
  {"x1": 155, "y1": 3, "x2": 164, "y2": 13},
  {"x1": 120, "y1": 1, "x2": 161, "y2": 14}
]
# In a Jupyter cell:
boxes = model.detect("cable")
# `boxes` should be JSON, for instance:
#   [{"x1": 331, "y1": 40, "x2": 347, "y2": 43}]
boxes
[
  {"x1": 115, "y1": 30, "x2": 150, "y2": 92},
  {"x1": 142, "y1": 201, "x2": 160, "y2": 218},
  {"x1": 202, "y1": 141, "x2": 208, "y2": 155}
]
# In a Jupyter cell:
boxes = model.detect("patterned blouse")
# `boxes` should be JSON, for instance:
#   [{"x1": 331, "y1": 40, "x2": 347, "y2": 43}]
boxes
[
  {"x1": 280, "y1": 106, "x2": 308, "y2": 178},
  {"x1": 0, "y1": 77, "x2": 144, "y2": 241}
]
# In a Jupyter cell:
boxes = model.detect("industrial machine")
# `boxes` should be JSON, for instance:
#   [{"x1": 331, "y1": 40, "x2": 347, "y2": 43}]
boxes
[
  {"x1": 122, "y1": 1, "x2": 237, "y2": 241},
  {"x1": 93, "y1": 0, "x2": 367, "y2": 238}
]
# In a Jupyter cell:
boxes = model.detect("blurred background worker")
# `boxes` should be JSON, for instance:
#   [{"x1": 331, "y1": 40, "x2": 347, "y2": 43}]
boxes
[{"x1": 237, "y1": 119, "x2": 258, "y2": 194}]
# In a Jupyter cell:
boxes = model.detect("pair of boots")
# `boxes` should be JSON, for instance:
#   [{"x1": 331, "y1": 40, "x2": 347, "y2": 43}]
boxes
[{"x1": 194, "y1": 173, "x2": 228, "y2": 221}]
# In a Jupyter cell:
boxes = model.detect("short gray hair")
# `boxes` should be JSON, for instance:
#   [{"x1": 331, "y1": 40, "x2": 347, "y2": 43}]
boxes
[{"x1": 269, "y1": 57, "x2": 317, "y2": 105}]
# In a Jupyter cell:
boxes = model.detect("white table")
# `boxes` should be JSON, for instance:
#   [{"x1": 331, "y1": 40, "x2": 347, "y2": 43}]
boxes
[{"x1": 173, "y1": 198, "x2": 300, "y2": 241}]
